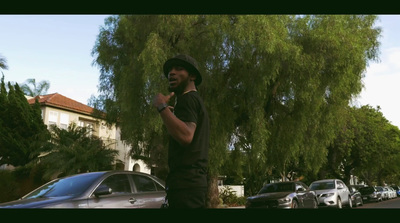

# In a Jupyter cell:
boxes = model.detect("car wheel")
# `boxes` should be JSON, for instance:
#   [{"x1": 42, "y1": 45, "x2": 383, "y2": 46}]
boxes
[
  {"x1": 312, "y1": 198, "x2": 318, "y2": 209},
  {"x1": 359, "y1": 198, "x2": 363, "y2": 206},
  {"x1": 291, "y1": 200, "x2": 299, "y2": 209},
  {"x1": 346, "y1": 196, "x2": 353, "y2": 209},
  {"x1": 337, "y1": 197, "x2": 342, "y2": 209}
]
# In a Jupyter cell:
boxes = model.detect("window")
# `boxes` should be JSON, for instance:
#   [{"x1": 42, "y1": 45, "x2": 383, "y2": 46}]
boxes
[
  {"x1": 78, "y1": 119, "x2": 95, "y2": 136},
  {"x1": 296, "y1": 182, "x2": 307, "y2": 191},
  {"x1": 48, "y1": 111, "x2": 58, "y2": 126},
  {"x1": 98, "y1": 174, "x2": 131, "y2": 194},
  {"x1": 132, "y1": 175, "x2": 158, "y2": 192},
  {"x1": 60, "y1": 113, "x2": 69, "y2": 129}
]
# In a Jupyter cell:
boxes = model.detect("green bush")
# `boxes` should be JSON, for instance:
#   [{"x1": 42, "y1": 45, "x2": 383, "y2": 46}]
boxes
[
  {"x1": 0, "y1": 170, "x2": 19, "y2": 203},
  {"x1": 219, "y1": 186, "x2": 247, "y2": 207}
]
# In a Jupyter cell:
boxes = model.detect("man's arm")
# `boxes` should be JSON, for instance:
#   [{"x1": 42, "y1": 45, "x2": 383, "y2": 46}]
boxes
[
  {"x1": 159, "y1": 108, "x2": 196, "y2": 147},
  {"x1": 153, "y1": 92, "x2": 196, "y2": 146}
]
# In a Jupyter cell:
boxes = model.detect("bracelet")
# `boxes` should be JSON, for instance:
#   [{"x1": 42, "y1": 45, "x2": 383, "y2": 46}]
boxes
[{"x1": 157, "y1": 103, "x2": 168, "y2": 113}]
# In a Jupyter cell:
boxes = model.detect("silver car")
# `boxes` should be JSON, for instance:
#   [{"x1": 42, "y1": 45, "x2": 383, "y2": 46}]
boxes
[
  {"x1": 309, "y1": 179, "x2": 352, "y2": 208},
  {"x1": 246, "y1": 181, "x2": 318, "y2": 209},
  {"x1": 0, "y1": 170, "x2": 166, "y2": 208}
]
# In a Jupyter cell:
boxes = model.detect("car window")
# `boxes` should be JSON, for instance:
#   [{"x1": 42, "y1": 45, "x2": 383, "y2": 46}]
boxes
[
  {"x1": 23, "y1": 173, "x2": 101, "y2": 199},
  {"x1": 310, "y1": 181, "x2": 335, "y2": 190},
  {"x1": 295, "y1": 183, "x2": 306, "y2": 191},
  {"x1": 99, "y1": 174, "x2": 131, "y2": 194},
  {"x1": 259, "y1": 183, "x2": 294, "y2": 194},
  {"x1": 359, "y1": 187, "x2": 374, "y2": 194},
  {"x1": 132, "y1": 175, "x2": 160, "y2": 192}
]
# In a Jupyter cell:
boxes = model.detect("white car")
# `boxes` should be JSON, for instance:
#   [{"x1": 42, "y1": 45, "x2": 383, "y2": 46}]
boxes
[
  {"x1": 385, "y1": 186, "x2": 397, "y2": 199},
  {"x1": 375, "y1": 186, "x2": 389, "y2": 200},
  {"x1": 309, "y1": 179, "x2": 352, "y2": 208}
]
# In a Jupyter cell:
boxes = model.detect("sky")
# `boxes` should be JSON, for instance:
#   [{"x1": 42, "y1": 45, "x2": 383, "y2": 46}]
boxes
[
  {"x1": 0, "y1": 15, "x2": 110, "y2": 104},
  {"x1": 1, "y1": 15, "x2": 400, "y2": 127}
]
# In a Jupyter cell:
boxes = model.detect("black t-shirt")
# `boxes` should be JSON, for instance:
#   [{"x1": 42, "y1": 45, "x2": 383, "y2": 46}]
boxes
[{"x1": 166, "y1": 91, "x2": 210, "y2": 189}]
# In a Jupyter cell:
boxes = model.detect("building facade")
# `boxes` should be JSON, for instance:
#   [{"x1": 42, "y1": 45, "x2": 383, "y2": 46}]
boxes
[{"x1": 26, "y1": 93, "x2": 151, "y2": 174}]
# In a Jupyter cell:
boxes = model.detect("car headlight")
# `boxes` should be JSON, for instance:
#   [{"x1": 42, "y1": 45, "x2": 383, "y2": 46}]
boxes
[
  {"x1": 321, "y1": 193, "x2": 335, "y2": 197},
  {"x1": 278, "y1": 197, "x2": 292, "y2": 204}
]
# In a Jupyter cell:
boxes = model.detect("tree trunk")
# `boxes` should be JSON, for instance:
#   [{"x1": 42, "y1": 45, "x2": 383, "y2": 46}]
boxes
[{"x1": 207, "y1": 174, "x2": 220, "y2": 208}]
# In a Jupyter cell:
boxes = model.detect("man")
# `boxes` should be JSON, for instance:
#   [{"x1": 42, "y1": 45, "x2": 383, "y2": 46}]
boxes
[{"x1": 153, "y1": 54, "x2": 210, "y2": 208}]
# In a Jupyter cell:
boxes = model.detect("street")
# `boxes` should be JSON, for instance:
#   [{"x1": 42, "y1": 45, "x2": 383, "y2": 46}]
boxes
[
  {"x1": 356, "y1": 197, "x2": 400, "y2": 209},
  {"x1": 227, "y1": 197, "x2": 400, "y2": 209}
]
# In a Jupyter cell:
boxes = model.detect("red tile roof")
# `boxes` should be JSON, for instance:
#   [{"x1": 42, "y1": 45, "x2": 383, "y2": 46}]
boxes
[{"x1": 27, "y1": 93, "x2": 97, "y2": 116}]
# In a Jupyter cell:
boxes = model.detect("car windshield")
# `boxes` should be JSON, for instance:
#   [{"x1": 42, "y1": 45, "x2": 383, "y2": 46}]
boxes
[
  {"x1": 258, "y1": 183, "x2": 295, "y2": 194},
  {"x1": 375, "y1": 186, "x2": 383, "y2": 191},
  {"x1": 22, "y1": 172, "x2": 103, "y2": 199},
  {"x1": 310, "y1": 181, "x2": 335, "y2": 190},
  {"x1": 358, "y1": 187, "x2": 374, "y2": 195}
]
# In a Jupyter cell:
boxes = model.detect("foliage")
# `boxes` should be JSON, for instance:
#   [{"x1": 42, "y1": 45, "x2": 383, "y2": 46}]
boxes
[
  {"x1": 0, "y1": 170, "x2": 19, "y2": 203},
  {"x1": 0, "y1": 54, "x2": 8, "y2": 72},
  {"x1": 20, "y1": 78, "x2": 50, "y2": 97},
  {"x1": 91, "y1": 15, "x2": 381, "y2": 203},
  {"x1": 218, "y1": 186, "x2": 246, "y2": 207},
  {"x1": 319, "y1": 105, "x2": 400, "y2": 186},
  {"x1": 351, "y1": 105, "x2": 400, "y2": 185},
  {"x1": 33, "y1": 123, "x2": 120, "y2": 180},
  {"x1": 0, "y1": 78, "x2": 50, "y2": 167}
]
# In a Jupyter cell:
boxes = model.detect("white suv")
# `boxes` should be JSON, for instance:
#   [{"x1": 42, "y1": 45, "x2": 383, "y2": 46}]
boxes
[{"x1": 309, "y1": 179, "x2": 352, "y2": 208}]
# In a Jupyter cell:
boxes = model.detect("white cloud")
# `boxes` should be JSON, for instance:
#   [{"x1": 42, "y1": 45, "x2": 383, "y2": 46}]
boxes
[{"x1": 358, "y1": 47, "x2": 400, "y2": 128}]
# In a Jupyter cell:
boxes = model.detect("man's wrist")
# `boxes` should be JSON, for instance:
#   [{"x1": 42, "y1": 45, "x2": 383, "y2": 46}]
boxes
[{"x1": 157, "y1": 103, "x2": 169, "y2": 113}]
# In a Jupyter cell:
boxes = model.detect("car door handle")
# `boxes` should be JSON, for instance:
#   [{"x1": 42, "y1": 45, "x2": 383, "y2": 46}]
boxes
[{"x1": 129, "y1": 198, "x2": 137, "y2": 204}]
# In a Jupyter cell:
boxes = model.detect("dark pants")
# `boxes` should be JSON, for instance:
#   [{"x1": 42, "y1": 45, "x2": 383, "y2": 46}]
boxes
[{"x1": 167, "y1": 187, "x2": 207, "y2": 209}]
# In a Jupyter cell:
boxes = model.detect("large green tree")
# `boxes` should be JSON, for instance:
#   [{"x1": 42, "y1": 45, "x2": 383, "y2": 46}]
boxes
[
  {"x1": 319, "y1": 105, "x2": 400, "y2": 185},
  {"x1": 91, "y1": 15, "x2": 380, "y2": 206},
  {"x1": 351, "y1": 105, "x2": 400, "y2": 185},
  {"x1": 0, "y1": 79, "x2": 50, "y2": 167}
]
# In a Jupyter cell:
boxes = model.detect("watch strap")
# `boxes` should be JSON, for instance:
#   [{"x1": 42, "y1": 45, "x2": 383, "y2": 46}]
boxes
[{"x1": 157, "y1": 103, "x2": 168, "y2": 113}]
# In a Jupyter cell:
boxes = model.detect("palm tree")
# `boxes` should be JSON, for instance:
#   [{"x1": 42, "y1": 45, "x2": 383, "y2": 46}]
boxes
[
  {"x1": 37, "y1": 122, "x2": 120, "y2": 179},
  {"x1": 0, "y1": 55, "x2": 8, "y2": 69},
  {"x1": 20, "y1": 78, "x2": 50, "y2": 97},
  {"x1": 0, "y1": 54, "x2": 8, "y2": 76}
]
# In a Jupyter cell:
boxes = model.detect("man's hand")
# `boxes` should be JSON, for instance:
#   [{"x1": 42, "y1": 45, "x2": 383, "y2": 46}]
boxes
[
  {"x1": 153, "y1": 92, "x2": 175, "y2": 110},
  {"x1": 153, "y1": 91, "x2": 195, "y2": 146}
]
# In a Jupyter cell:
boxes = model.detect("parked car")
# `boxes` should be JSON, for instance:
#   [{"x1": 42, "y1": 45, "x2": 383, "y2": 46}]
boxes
[
  {"x1": 349, "y1": 184, "x2": 367, "y2": 190},
  {"x1": 385, "y1": 186, "x2": 397, "y2": 199},
  {"x1": 375, "y1": 186, "x2": 388, "y2": 200},
  {"x1": 309, "y1": 179, "x2": 352, "y2": 208},
  {"x1": 245, "y1": 181, "x2": 318, "y2": 209},
  {"x1": 348, "y1": 186, "x2": 363, "y2": 207},
  {"x1": 0, "y1": 170, "x2": 166, "y2": 208},
  {"x1": 358, "y1": 186, "x2": 382, "y2": 203},
  {"x1": 391, "y1": 185, "x2": 400, "y2": 197}
]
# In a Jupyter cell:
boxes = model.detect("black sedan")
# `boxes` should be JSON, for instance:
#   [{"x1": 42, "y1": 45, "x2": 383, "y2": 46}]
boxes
[
  {"x1": 358, "y1": 186, "x2": 382, "y2": 203},
  {"x1": 0, "y1": 170, "x2": 166, "y2": 208},
  {"x1": 245, "y1": 181, "x2": 318, "y2": 209}
]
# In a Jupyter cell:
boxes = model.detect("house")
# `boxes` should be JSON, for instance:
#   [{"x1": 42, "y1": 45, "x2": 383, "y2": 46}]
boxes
[{"x1": 26, "y1": 93, "x2": 151, "y2": 174}]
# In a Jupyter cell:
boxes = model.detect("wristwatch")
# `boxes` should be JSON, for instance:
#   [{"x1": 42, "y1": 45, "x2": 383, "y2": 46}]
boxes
[{"x1": 157, "y1": 103, "x2": 169, "y2": 113}]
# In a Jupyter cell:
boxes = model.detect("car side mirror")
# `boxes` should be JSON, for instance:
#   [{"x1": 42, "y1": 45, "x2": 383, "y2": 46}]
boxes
[
  {"x1": 297, "y1": 188, "x2": 305, "y2": 192},
  {"x1": 94, "y1": 185, "x2": 112, "y2": 197}
]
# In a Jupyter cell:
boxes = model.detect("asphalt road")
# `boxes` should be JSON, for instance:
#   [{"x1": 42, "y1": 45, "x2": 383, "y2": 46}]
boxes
[
  {"x1": 356, "y1": 196, "x2": 400, "y2": 209},
  {"x1": 227, "y1": 196, "x2": 400, "y2": 209}
]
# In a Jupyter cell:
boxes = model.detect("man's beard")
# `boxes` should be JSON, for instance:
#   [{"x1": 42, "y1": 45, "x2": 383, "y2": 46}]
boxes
[{"x1": 168, "y1": 76, "x2": 190, "y2": 95}]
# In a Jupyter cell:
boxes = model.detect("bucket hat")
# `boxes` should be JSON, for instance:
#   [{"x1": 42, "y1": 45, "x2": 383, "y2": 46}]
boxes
[{"x1": 163, "y1": 54, "x2": 202, "y2": 86}]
